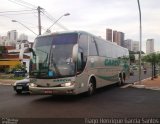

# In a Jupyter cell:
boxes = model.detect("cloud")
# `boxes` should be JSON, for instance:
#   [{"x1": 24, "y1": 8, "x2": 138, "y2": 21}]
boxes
[{"x1": 0, "y1": 0, "x2": 159, "y2": 51}]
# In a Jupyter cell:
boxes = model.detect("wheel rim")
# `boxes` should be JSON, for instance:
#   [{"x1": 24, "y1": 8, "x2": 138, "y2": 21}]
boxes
[
  {"x1": 88, "y1": 82, "x2": 94, "y2": 95},
  {"x1": 118, "y1": 77, "x2": 121, "y2": 85}
]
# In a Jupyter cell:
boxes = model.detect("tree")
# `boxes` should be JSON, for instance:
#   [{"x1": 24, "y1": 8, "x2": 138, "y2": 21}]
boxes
[
  {"x1": 129, "y1": 51, "x2": 135, "y2": 63},
  {"x1": 12, "y1": 63, "x2": 26, "y2": 72},
  {"x1": 136, "y1": 51, "x2": 145, "y2": 54},
  {"x1": 129, "y1": 54, "x2": 135, "y2": 63},
  {"x1": 142, "y1": 52, "x2": 160, "y2": 79}
]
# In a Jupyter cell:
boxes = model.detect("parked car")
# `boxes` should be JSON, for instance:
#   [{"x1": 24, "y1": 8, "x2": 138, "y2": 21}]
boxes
[
  {"x1": 14, "y1": 70, "x2": 27, "y2": 77},
  {"x1": 13, "y1": 76, "x2": 30, "y2": 94}
]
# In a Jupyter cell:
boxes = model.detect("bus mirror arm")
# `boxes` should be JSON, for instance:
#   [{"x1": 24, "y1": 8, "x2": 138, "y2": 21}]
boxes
[
  {"x1": 72, "y1": 44, "x2": 78, "y2": 62},
  {"x1": 29, "y1": 48, "x2": 36, "y2": 56}
]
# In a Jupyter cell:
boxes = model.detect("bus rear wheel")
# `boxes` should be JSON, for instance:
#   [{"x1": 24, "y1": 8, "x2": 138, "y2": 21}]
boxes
[
  {"x1": 120, "y1": 73, "x2": 125, "y2": 85},
  {"x1": 118, "y1": 73, "x2": 125, "y2": 86}
]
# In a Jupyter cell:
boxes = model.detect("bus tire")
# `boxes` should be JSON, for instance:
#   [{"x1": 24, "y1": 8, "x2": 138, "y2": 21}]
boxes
[
  {"x1": 118, "y1": 73, "x2": 125, "y2": 86},
  {"x1": 87, "y1": 78, "x2": 96, "y2": 96},
  {"x1": 120, "y1": 73, "x2": 125, "y2": 85},
  {"x1": 117, "y1": 77, "x2": 122, "y2": 86}
]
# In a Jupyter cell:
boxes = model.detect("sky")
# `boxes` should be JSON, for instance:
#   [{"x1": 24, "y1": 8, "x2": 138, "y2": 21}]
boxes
[{"x1": 0, "y1": 0, "x2": 160, "y2": 52}]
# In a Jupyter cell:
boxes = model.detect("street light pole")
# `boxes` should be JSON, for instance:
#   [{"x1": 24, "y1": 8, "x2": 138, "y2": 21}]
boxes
[
  {"x1": 137, "y1": 0, "x2": 142, "y2": 83},
  {"x1": 37, "y1": 6, "x2": 42, "y2": 35},
  {"x1": 45, "y1": 13, "x2": 70, "y2": 33},
  {"x1": 12, "y1": 20, "x2": 38, "y2": 36}
]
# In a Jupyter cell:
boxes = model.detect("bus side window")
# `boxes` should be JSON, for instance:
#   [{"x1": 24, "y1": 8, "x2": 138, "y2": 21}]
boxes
[
  {"x1": 89, "y1": 37, "x2": 98, "y2": 56},
  {"x1": 78, "y1": 34, "x2": 88, "y2": 61},
  {"x1": 78, "y1": 34, "x2": 88, "y2": 72}
]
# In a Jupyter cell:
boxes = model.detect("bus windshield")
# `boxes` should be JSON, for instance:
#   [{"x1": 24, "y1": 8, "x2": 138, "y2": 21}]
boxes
[{"x1": 30, "y1": 33, "x2": 78, "y2": 79}]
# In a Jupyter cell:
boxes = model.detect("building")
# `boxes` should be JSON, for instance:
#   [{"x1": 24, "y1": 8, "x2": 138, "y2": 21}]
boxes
[
  {"x1": 7, "y1": 30, "x2": 18, "y2": 42},
  {"x1": 113, "y1": 30, "x2": 118, "y2": 44},
  {"x1": 106, "y1": 28, "x2": 125, "y2": 46},
  {"x1": 112, "y1": 30, "x2": 124, "y2": 46},
  {"x1": 118, "y1": 32, "x2": 124, "y2": 46},
  {"x1": 18, "y1": 33, "x2": 28, "y2": 41},
  {"x1": 124, "y1": 39, "x2": 133, "y2": 51},
  {"x1": 5, "y1": 30, "x2": 18, "y2": 46},
  {"x1": 8, "y1": 42, "x2": 33, "y2": 73},
  {"x1": 146, "y1": 39, "x2": 154, "y2": 54},
  {"x1": 106, "y1": 29, "x2": 112, "y2": 42},
  {"x1": 0, "y1": 36, "x2": 7, "y2": 46},
  {"x1": 132, "y1": 41, "x2": 139, "y2": 52},
  {"x1": 0, "y1": 46, "x2": 20, "y2": 72},
  {"x1": 0, "y1": 42, "x2": 33, "y2": 73}
]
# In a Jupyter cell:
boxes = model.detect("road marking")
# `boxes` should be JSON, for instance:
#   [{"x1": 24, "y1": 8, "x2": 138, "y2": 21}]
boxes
[{"x1": 120, "y1": 84, "x2": 133, "y2": 88}]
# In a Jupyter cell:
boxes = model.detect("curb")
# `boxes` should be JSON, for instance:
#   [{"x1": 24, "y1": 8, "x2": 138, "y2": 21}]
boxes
[
  {"x1": 129, "y1": 77, "x2": 160, "y2": 91},
  {"x1": 120, "y1": 77, "x2": 151, "y2": 89}
]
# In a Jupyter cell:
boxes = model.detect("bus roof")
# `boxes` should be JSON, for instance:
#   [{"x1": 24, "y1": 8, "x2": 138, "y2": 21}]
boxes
[{"x1": 36, "y1": 30, "x2": 128, "y2": 51}]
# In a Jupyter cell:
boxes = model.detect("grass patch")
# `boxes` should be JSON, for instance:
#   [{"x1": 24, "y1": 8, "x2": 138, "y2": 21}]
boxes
[
  {"x1": 0, "y1": 73, "x2": 25, "y2": 80},
  {"x1": 11, "y1": 76, "x2": 24, "y2": 80}
]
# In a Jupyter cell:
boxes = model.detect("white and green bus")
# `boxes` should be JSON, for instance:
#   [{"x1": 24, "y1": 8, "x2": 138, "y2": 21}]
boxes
[{"x1": 29, "y1": 31, "x2": 130, "y2": 95}]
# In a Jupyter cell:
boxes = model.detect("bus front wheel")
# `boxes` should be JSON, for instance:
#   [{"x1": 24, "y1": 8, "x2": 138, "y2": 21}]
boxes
[{"x1": 87, "y1": 78, "x2": 96, "y2": 96}]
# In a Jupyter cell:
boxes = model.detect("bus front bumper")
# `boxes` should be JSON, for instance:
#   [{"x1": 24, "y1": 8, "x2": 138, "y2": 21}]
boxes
[{"x1": 29, "y1": 85, "x2": 76, "y2": 95}]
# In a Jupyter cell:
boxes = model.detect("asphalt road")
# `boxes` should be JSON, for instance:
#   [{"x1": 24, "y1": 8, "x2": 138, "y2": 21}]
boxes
[
  {"x1": 1, "y1": 70, "x2": 160, "y2": 124},
  {"x1": 0, "y1": 84, "x2": 160, "y2": 119}
]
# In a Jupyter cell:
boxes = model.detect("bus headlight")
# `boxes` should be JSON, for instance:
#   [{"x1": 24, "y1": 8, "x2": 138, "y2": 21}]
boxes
[
  {"x1": 60, "y1": 82, "x2": 74, "y2": 87},
  {"x1": 13, "y1": 82, "x2": 17, "y2": 86},
  {"x1": 30, "y1": 83, "x2": 37, "y2": 87}
]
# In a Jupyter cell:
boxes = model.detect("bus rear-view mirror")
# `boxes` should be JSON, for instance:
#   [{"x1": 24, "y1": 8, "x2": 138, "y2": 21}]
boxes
[{"x1": 72, "y1": 44, "x2": 78, "y2": 62}]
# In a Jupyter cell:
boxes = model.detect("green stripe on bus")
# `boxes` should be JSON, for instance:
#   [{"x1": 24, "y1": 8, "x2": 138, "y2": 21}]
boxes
[{"x1": 97, "y1": 74, "x2": 118, "y2": 82}]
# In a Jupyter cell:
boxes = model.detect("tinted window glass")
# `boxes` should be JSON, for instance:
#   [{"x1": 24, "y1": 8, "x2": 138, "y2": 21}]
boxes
[
  {"x1": 89, "y1": 37, "x2": 98, "y2": 56},
  {"x1": 34, "y1": 36, "x2": 53, "y2": 48},
  {"x1": 96, "y1": 38, "x2": 112, "y2": 57},
  {"x1": 34, "y1": 33, "x2": 78, "y2": 47},
  {"x1": 52, "y1": 33, "x2": 78, "y2": 45},
  {"x1": 79, "y1": 34, "x2": 88, "y2": 57}
]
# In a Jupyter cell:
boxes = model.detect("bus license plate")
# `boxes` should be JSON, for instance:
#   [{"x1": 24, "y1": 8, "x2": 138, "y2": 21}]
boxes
[
  {"x1": 16, "y1": 86, "x2": 22, "y2": 90},
  {"x1": 44, "y1": 90, "x2": 53, "y2": 94}
]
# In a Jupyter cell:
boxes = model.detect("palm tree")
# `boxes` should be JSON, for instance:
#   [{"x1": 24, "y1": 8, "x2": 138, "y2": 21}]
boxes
[{"x1": 142, "y1": 52, "x2": 160, "y2": 80}]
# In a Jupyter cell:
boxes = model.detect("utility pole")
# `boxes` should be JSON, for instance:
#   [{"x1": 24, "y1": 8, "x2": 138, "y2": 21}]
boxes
[
  {"x1": 37, "y1": 6, "x2": 42, "y2": 35},
  {"x1": 137, "y1": 0, "x2": 142, "y2": 83}
]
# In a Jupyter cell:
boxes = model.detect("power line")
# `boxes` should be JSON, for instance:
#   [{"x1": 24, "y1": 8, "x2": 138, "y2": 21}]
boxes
[
  {"x1": 0, "y1": 15, "x2": 13, "y2": 19},
  {"x1": 14, "y1": 0, "x2": 37, "y2": 8},
  {"x1": 42, "y1": 11, "x2": 69, "y2": 31},
  {"x1": 0, "y1": 14, "x2": 47, "y2": 31},
  {"x1": 7, "y1": 0, "x2": 69, "y2": 34},
  {"x1": 0, "y1": 12, "x2": 37, "y2": 16},
  {"x1": 0, "y1": 9, "x2": 36, "y2": 13},
  {"x1": 8, "y1": 0, "x2": 35, "y2": 9}
]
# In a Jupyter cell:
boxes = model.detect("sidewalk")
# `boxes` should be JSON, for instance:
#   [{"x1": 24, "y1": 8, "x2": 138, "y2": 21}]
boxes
[
  {"x1": 0, "y1": 79, "x2": 17, "y2": 85},
  {"x1": 132, "y1": 76, "x2": 160, "y2": 90}
]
